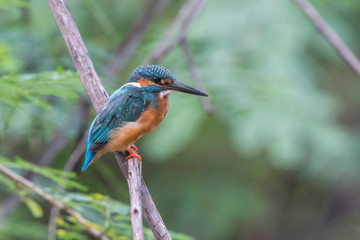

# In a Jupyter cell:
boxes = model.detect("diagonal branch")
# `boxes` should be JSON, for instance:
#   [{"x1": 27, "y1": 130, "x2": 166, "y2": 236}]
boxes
[
  {"x1": 146, "y1": 0, "x2": 207, "y2": 64},
  {"x1": 295, "y1": 0, "x2": 360, "y2": 77},
  {"x1": 145, "y1": 0, "x2": 212, "y2": 116},
  {"x1": 115, "y1": 152, "x2": 169, "y2": 239},
  {"x1": 47, "y1": 0, "x2": 170, "y2": 239},
  {"x1": 181, "y1": 40, "x2": 215, "y2": 114},
  {"x1": 0, "y1": 163, "x2": 110, "y2": 240},
  {"x1": 105, "y1": 0, "x2": 169, "y2": 78},
  {"x1": 47, "y1": 0, "x2": 108, "y2": 111}
]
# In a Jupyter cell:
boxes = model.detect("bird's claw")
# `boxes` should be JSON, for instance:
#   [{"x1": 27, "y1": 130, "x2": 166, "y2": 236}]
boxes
[{"x1": 125, "y1": 145, "x2": 141, "y2": 162}]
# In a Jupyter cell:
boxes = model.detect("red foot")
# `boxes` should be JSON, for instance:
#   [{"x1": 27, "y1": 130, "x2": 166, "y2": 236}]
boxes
[{"x1": 125, "y1": 145, "x2": 141, "y2": 162}]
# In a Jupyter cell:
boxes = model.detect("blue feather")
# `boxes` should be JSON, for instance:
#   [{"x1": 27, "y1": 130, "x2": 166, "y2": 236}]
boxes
[
  {"x1": 82, "y1": 83, "x2": 163, "y2": 171},
  {"x1": 82, "y1": 147, "x2": 95, "y2": 171},
  {"x1": 82, "y1": 118, "x2": 97, "y2": 171},
  {"x1": 128, "y1": 65, "x2": 176, "y2": 83}
]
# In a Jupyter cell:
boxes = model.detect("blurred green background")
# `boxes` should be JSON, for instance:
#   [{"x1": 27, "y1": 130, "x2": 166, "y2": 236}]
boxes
[{"x1": 1, "y1": 0, "x2": 360, "y2": 239}]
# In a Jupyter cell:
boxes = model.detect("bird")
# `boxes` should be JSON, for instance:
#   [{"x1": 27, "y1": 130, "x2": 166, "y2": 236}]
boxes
[{"x1": 82, "y1": 65, "x2": 208, "y2": 171}]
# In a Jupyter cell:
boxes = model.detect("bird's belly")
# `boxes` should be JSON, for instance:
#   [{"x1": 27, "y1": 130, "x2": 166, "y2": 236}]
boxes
[{"x1": 103, "y1": 97, "x2": 169, "y2": 154}]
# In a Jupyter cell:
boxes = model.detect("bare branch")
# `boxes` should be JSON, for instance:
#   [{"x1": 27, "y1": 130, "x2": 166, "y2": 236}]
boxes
[
  {"x1": 47, "y1": 0, "x2": 108, "y2": 111},
  {"x1": 63, "y1": 131, "x2": 88, "y2": 172},
  {"x1": 48, "y1": 206, "x2": 60, "y2": 240},
  {"x1": 105, "y1": 0, "x2": 169, "y2": 78},
  {"x1": 0, "y1": 163, "x2": 110, "y2": 240},
  {"x1": 47, "y1": 0, "x2": 170, "y2": 238},
  {"x1": 181, "y1": 40, "x2": 215, "y2": 114},
  {"x1": 295, "y1": 0, "x2": 360, "y2": 77},
  {"x1": 146, "y1": 0, "x2": 207, "y2": 64},
  {"x1": 127, "y1": 158, "x2": 143, "y2": 240},
  {"x1": 35, "y1": 132, "x2": 69, "y2": 166},
  {"x1": 140, "y1": 176, "x2": 169, "y2": 239},
  {"x1": 115, "y1": 152, "x2": 171, "y2": 240}
]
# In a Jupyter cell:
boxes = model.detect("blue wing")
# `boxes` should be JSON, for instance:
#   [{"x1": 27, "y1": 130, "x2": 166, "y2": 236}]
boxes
[{"x1": 82, "y1": 85, "x2": 149, "y2": 171}]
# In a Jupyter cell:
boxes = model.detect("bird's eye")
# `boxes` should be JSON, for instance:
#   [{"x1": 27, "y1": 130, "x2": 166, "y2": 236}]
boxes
[{"x1": 153, "y1": 77, "x2": 161, "y2": 84}]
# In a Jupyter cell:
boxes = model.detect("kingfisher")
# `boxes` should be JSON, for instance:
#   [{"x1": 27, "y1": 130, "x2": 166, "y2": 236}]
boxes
[{"x1": 82, "y1": 65, "x2": 208, "y2": 171}]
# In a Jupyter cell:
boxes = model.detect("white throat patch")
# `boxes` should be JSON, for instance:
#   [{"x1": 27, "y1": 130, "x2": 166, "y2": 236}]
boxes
[
  {"x1": 126, "y1": 82, "x2": 141, "y2": 88},
  {"x1": 160, "y1": 90, "x2": 173, "y2": 98}
]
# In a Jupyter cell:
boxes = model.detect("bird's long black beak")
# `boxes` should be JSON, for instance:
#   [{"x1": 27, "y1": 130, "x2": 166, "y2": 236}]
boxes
[{"x1": 164, "y1": 81, "x2": 208, "y2": 97}]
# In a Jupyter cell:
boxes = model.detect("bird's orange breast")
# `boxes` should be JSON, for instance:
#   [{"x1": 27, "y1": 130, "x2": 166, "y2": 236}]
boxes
[{"x1": 96, "y1": 95, "x2": 169, "y2": 157}]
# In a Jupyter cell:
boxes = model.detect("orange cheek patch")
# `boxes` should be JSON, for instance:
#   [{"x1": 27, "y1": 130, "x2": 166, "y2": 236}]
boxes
[
  {"x1": 138, "y1": 78, "x2": 154, "y2": 87},
  {"x1": 164, "y1": 79, "x2": 172, "y2": 84}
]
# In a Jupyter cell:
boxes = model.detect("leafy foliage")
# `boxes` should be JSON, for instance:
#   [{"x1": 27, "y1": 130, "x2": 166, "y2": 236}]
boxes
[
  {"x1": 0, "y1": 157, "x2": 192, "y2": 240},
  {"x1": 0, "y1": 70, "x2": 84, "y2": 150},
  {"x1": 0, "y1": 156, "x2": 86, "y2": 191},
  {"x1": 0, "y1": 70, "x2": 82, "y2": 107},
  {"x1": 0, "y1": 0, "x2": 29, "y2": 9}
]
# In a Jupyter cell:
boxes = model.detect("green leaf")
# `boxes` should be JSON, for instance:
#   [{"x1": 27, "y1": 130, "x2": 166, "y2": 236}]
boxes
[
  {"x1": 23, "y1": 197, "x2": 43, "y2": 218},
  {"x1": 0, "y1": 0, "x2": 30, "y2": 9},
  {"x1": 1, "y1": 156, "x2": 88, "y2": 191}
]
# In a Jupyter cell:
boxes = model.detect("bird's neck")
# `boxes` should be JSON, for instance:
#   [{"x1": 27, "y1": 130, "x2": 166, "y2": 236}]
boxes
[{"x1": 160, "y1": 90, "x2": 173, "y2": 98}]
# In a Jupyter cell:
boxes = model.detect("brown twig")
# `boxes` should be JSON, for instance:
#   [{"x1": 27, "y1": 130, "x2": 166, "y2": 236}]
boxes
[
  {"x1": 47, "y1": 0, "x2": 108, "y2": 111},
  {"x1": 140, "y1": 176, "x2": 169, "y2": 239},
  {"x1": 0, "y1": 163, "x2": 110, "y2": 240},
  {"x1": 114, "y1": 152, "x2": 169, "y2": 240},
  {"x1": 295, "y1": 0, "x2": 360, "y2": 77},
  {"x1": 127, "y1": 157, "x2": 143, "y2": 240},
  {"x1": 47, "y1": 0, "x2": 170, "y2": 239},
  {"x1": 146, "y1": 0, "x2": 207, "y2": 64},
  {"x1": 105, "y1": 0, "x2": 169, "y2": 78},
  {"x1": 146, "y1": 0, "x2": 212, "y2": 116},
  {"x1": 181, "y1": 40, "x2": 215, "y2": 114},
  {"x1": 63, "y1": 132, "x2": 88, "y2": 173}
]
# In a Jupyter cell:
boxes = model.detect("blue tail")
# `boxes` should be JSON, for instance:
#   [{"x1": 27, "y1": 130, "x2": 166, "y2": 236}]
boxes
[
  {"x1": 82, "y1": 119, "x2": 97, "y2": 172},
  {"x1": 82, "y1": 147, "x2": 96, "y2": 171}
]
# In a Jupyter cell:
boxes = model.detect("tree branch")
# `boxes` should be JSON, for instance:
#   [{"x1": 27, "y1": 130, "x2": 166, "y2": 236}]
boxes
[
  {"x1": 127, "y1": 157, "x2": 143, "y2": 240},
  {"x1": 146, "y1": 0, "x2": 207, "y2": 64},
  {"x1": 105, "y1": 0, "x2": 169, "y2": 78},
  {"x1": 146, "y1": 0, "x2": 212, "y2": 116},
  {"x1": 47, "y1": 0, "x2": 108, "y2": 111},
  {"x1": 114, "y1": 152, "x2": 170, "y2": 240},
  {"x1": 0, "y1": 163, "x2": 110, "y2": 240},
  {"x1": 295, "y1": 0, "x2": 360, "y2": 77},
  {"x1": 181, "y1": 40, "x2": 215, "y2": 114},
  {"x1": 47, "y1": 0, "x2": 170, "y2": 239}
]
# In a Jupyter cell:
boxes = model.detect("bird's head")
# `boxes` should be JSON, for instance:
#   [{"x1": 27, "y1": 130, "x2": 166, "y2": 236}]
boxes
[{"x1": 127, "y1": 65, "x2": 208, "y2": 98}]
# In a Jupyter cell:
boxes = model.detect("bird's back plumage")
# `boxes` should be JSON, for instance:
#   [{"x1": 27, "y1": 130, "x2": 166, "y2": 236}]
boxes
[
  {"x1": 82, "y1": 84, "x2": 167, "y2": 171},
  {"x1": 82, "y1": 65, "x2": 208, "y2": 171}
]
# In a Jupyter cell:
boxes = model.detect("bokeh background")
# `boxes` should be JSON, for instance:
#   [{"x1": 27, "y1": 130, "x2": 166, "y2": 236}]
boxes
[{"x1": 1, "y1": 0, "x2": 360, "y2": 239}]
